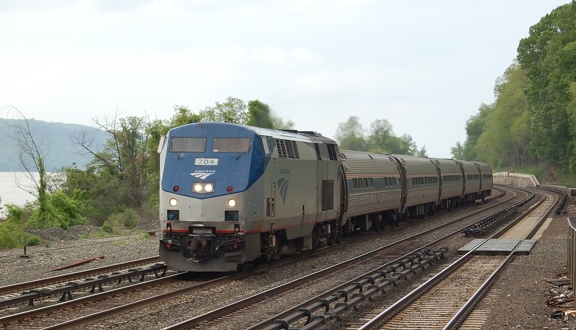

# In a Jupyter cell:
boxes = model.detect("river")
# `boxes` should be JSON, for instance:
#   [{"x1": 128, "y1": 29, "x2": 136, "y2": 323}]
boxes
[{"x1": 0, "y1": 172, "x2": 40, "y2": 218}]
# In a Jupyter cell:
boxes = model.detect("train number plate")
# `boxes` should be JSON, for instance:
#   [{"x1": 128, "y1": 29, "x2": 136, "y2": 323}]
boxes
[{"x1": 194, "y1": 158, "x2": 219, "y2": 166}]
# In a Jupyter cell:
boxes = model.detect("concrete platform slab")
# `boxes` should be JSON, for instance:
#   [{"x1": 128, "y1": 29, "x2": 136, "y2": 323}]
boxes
[{"x1": 457, "y1": 239, "x2": 537, "y2": 255}]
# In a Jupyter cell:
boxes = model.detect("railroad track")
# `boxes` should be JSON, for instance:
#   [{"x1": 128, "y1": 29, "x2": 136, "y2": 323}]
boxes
[
  {"x1": 0, "y1": 256, "x2": 169, "y2": 322},
  {"x1": 0, "y1": 187, "x2": 517, "y2": 329},
  {"x1": 0, "y1": 256, "x2": 162, "y2": 296},
  {"x1": 129, "y1": 187, "x2": 522, "y2": 329},
  {"x1": 350, "y1": 188, "x2": 558, "y2": 329}
]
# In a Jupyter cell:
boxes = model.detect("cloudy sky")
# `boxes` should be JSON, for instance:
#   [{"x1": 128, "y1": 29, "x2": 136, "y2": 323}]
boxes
[{"x1": 0, "y1": 0, "x2": 570, "y2": 158}]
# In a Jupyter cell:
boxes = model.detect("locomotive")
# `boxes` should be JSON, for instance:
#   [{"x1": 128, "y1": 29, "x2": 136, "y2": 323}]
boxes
[{"x1": 158, "y1": 122, "x2": 492, "y2": 272}]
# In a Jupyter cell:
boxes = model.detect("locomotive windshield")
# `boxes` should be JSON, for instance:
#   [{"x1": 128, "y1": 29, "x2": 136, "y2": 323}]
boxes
[
  {"x1": 168, "y1": 137, "x2": 250, "y2": 153},
  {"x1": 170, "y1": 137, "x2": 206, "y2": 152},
  {"x1": 213, "y1": 138, "x2": 250, "y2": 152}
]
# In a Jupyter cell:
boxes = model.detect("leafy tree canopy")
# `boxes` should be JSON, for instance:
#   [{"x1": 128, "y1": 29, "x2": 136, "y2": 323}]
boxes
[
  {"x1": 335, "y1": 116, "x2": 425, "y2": 156},
  {"x1": 517, "y1": 2, "x2": 576, "y2": 164}
]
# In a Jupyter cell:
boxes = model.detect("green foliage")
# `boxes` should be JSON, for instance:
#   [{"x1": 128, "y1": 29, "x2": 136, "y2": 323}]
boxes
[
  {"x1": 102, "y1": 221, "x2": 114, "y2": 234},
  {"x1": 471, "y1": 64, "x2": 533, "y2": 168},
  {"x1": 104, "y1": 208, "x2": 140, "y2": 230},
  {"x1": 247, "y1": 100, "x2": 275, "y2": 128},
  {"x1": 199, "y1": 97, "x2": 249, "y2": 124},
  {"x1": 336, "y1": 116, "x2": 422, "y2": 155},
  {"x1": 26, "y1": 190, "x2": 87, "y2": 229},
  {"x1": 452, "y1": 103, "x2": 494, "y2": 161},
  {"x1": 26, "y1": 236, "x2": 41, "y2": 246},
  {"x1": 123, "y1": 208, "x2": 139, "y2": 229},
  {"x1": 0, "y1": 204, "x2": 42, "y2": 249},
  {"x1": 61, "y1": 167, "x2": 117, "y2": 225},
  {"x1": 336, "y1": 116, "x2": 368, "y2": 151},
  {"x1": 247, "y1": 100, "x2": 294, "y2": 129},
  {"x1": 169, "y1": 105, "x2": 202, "y2": 126},
  {"x1": 517, "y1": 3, "x2": 576, "y2": 165},
  {"x1": 455, "y1": 3, "x2": 576, "y2": 175}
]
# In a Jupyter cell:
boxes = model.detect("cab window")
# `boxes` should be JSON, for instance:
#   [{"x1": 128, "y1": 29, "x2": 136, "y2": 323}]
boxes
[
  {"x1": 213, "y1": 138, "x2": 250, "y2": 152},
  {"x1": 170, "y1": 137, "x2": 206, "y2": 152}
]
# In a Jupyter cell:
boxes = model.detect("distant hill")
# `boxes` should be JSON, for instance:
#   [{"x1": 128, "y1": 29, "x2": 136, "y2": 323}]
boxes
[{"x1": 0, "y1": 119, "x2": 108, "y2": 172}]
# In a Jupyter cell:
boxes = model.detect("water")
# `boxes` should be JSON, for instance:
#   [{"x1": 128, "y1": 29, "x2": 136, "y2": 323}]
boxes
[{"x1": 0, "y1": 172, "x2": 39, "y2": 218}]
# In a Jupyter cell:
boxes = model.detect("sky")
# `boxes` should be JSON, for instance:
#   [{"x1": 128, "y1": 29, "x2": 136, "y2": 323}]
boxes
[{"x1": 0, "y1": 0, "x2": 571, "y2": 159}]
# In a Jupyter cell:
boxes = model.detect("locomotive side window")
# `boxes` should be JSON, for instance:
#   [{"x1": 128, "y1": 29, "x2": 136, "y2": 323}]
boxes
[
  {"x1": 213, "y1": 138, "x2": 250, "y2": 152},
  {"x1": 327, "y1": 144, "x2": 338, "y2": 160},
  {"x1": 170, "y1": 137, "x2": 206, "y2": 152},
  {"x1": 261, "y1": 136, "x2": 271, "y2": 155}
]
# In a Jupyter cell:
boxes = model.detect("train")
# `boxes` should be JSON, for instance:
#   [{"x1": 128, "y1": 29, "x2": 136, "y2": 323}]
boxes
[{"x1": 157, "y1": 122, "x2": 493, "y2": 272}]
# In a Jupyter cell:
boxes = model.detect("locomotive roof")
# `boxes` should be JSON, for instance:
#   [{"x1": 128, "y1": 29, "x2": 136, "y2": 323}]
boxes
[{"x1": 170, "y1": 122, "x2": 337, "y2": 145}]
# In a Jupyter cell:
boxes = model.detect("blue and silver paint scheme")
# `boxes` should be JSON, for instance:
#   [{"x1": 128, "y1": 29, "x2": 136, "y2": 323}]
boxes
[{"x1": 158, "y1": 122, "x2": 342, "y2": 272}]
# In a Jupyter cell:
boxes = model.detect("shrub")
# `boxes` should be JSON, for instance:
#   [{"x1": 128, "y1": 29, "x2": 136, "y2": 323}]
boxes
[
  {"x1": 105, "y1": 208, "x2": 141, "y2": 230},
  {"x1": 24, "y1": 190, "x2": 87, "y2": 229},
  {"x1": 0, "y1": 223, "x2": 42, "y2": 249},
  {"x1": 102, "y1": 221, "x2": 114, "y2": 234},
  {"x1": 25, "y1": 235, "x2": 41, "y2": 246},
  {"x1": 123, "y1": 208, "x2": 139, "y2": 229}
]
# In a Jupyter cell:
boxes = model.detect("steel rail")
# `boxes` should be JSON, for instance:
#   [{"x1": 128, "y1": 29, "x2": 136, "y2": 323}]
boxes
[
  {"x1": 357, "y1": 188, "x2": 554, "y2": 330},
  {"x1": 0, "y1": 255, "x2": 160, "y2": 295},
  {"x1": 170, "y1": 187, "x2": 527, "y2": 330}
]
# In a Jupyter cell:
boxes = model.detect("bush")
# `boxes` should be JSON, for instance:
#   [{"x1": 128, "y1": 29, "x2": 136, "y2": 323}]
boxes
[
  {"x1": 25, "y1": 190, "x2": 87, "y2": 229},
  {"x1": 123, "y1": 208, "x2": 138, "y2": 229},
  {"x1": 102, "y1": 221, "x2": 114, "y2": 234},
  {"x1": 0, "y1": 207, "x2": 42, "y2": 249},
  {"x1": 105, "y1": 208, "x2": 141, "y2": 231},
  {"x1": 25, "y1": 235, "x2": 41, "y2": 246}
]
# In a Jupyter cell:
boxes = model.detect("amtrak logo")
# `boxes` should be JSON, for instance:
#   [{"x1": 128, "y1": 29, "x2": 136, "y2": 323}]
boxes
[
  {"x1": 191, "y1": 171, "x2": 215, "y2": 180},
  {"x1": 278, "y1": 177, "x2": 290, "y2": 204}
]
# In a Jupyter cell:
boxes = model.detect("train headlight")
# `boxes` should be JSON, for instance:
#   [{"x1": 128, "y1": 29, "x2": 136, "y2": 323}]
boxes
[
  {"x1": 169, "y1": 198, "x2": 178, "y2": 207},
  {"x1": 193, "y1": 183, "x2": 204, "y2": 193},
  {"x1": 227, "y1": 199, "x2": 237, "y2": 208},
  {"x1": 192, "y1": 182, "x2": 215, "y2": 194}
]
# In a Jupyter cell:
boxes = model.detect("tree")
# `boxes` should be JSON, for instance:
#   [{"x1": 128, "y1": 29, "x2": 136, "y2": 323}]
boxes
[
  {"x1": 199, "y1": 97, "x2": 248, "y2": 124},
  {"x1": 475, "y1": 63, "x2": 532, "y2": 168},
  {"x1": 366, "y1": 120, "x2": 417, "y2": 154},
  {"x1": 335, "y1": 116, "x2": 368, "y2": 151},
  {"x1": 247, "y1": 100, "x2": 274, "y2": 128},
  {"x1": 1, "y1": 106, "x2": 86, "y2": 228},
  {"x1": 366, "y1": 119, "x2": 394, "y2": 153},
  {"x1": 568, "y1": 82, "x2": 576, "y2": 172},
  {"x1": 170, "y1": 105, "x2": 202, "y2": 126},
  {"x1": 336, "y1": 116, "x2": 421, "y2": 155},
  {"x1": 415, "y1": 145, "x2": 428, "y2": 158},
  {"x1": 451, "y1": 142, "x2": 466, "y2": 160},
  {"x1": 453, "y1": 103, "x2": 494, "y2": 161},
  {"x1": 4, "y1": 107, "x2": 50, "y2": 225},
  {"x1": 517, "y1": 3, "x2": 576, "y2": 165},
  {"x1": 72, "y1": 114, "x2": 154, "y2": 225},
  {"x1": 400, "y1": 134, "x2": 420, "y2": 155},
  {"x1": 247, "y1": 100, "x2": 294, "y2": 129}
]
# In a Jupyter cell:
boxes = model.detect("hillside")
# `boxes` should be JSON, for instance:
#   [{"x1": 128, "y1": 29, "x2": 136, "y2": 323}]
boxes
[{"x1": 0, "y1": 119, "x2": 107, "y2": 171}]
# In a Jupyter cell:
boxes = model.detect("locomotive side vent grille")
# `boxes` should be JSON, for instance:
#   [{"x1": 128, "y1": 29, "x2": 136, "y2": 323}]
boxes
[
  {"x1": 275, "y1": 139, "x2": 300, "y2": 159},
  {"x1": 276, "y1": 139, "x2": 288, "y2": 158}
]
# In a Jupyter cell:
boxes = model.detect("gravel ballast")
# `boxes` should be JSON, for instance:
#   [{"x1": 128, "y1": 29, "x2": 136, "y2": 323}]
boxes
[{"x1": 0, "y1": 196, "x2": 574, "y2": 329}]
